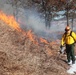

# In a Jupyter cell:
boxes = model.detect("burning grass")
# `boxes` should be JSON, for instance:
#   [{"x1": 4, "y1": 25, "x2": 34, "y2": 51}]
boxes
[
  {"x1": 0, "y1": 11, "x2": 49, "y2": 45},
  {"x1": 0, "y1": 11, "x2": 70, "y2": 75}
]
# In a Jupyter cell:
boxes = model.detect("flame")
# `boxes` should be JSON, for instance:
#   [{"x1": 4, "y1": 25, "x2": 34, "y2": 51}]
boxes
[
  {"x1": 0, "y1": 11, "x2": 38, "y2": 44},
  {"x1": 0, "y1": 11, "x2": 54, "y2": 57},
  {"x1": 26, "y1": 30, "x2": 35, "y2": 42},
  {"x1": 0, "y1": 11, "x2": 22, "y2": 32},
  {"x1": 0, "y1": 11, "x2": 49, "y2": 45},
  {"x1": 40, "y1": 38, "x2": 49, "y2": 44}
]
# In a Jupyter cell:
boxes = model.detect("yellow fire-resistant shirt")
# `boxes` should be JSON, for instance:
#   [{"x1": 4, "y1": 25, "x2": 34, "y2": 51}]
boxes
[{"x1": 61, "y1": 31, "x2": 76, "y2": 46}]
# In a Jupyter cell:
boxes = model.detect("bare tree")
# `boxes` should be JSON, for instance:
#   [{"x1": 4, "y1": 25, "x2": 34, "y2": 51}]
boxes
[{"x1": 6, "y1": 0, "x2": 76, "y2": 29}]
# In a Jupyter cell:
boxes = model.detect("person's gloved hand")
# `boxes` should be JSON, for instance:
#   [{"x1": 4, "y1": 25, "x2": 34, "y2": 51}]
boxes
[
  {"x1": 60, "y1": 45, "x2": 63, "y2": 49},
  {"x1": 60, "y1": 45, "x2": 65, "y2": 54},
  {"x1": 60, "y1": 50, "x2": 62, "y2": 54}
]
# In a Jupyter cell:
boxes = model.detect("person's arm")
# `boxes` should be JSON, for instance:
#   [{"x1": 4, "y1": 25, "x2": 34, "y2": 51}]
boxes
[
  {"x1": 61, "y1": 34, "x2": 65, "y2": 46},
  {"x1": 72, "y1": 32, "x2": 76, "y2": 41},
  {"x1": 60, "y1": 34, "x2": 65, "y2": 54}
]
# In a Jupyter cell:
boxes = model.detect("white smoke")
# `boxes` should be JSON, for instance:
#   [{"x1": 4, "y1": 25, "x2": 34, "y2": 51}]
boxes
[
  {"x1": 1, "y1": 0, "x2": 76, "y2": 40},
  {"x1": 17, "y1": 8, "x2": 46, "y2": 32}
]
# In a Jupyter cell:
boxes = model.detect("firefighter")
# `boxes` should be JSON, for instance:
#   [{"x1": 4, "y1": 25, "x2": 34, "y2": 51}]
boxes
[{"x1": 60, "y1": 26, "x2": 76, "y2": 64}]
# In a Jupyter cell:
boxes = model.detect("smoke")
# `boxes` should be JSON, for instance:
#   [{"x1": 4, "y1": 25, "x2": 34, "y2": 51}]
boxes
[
  {"x1": 1, "y1": 0, "x2": 76, "y2": 40},
  {"x1": 17, "y1": 8, "x2": 57, "y2": 40},
  {"x1": 0, "y1": 0, "x2": 49, "y2": 39},
  {"x1": 0, "y1": 1, "x2": 64, "y2": 40},
  {"x1": 17, "y1": 8, "x2": 64, "y2": 40},
  {"x1": 17, "y1": 8, "x2": 46, "y2": 32}
]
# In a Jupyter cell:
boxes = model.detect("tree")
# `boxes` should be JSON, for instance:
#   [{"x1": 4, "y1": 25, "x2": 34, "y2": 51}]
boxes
[{"x1": 6, "y1": 0, "x2": 76, "y2": 29}]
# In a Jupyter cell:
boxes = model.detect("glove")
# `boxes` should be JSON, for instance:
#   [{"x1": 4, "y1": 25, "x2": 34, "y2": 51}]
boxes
[
  {"x1": 60, "y1": 45, "x2": 65, "y2": 54},
  {"x1": 60, "y1": 45, "x2": 63, "y2": 49},
  {"x1": 60, "y1": 50, "x2": 62, "y2": 54}
]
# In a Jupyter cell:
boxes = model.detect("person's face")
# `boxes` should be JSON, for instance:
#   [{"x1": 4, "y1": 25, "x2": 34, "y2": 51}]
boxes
[{"x1": 65, "y1": 29, "x2": 71, "y2": 34}]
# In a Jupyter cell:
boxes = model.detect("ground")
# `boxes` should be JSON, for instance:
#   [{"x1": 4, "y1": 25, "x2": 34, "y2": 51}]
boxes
[{"x1": 0, "y1": 20, "x2": 75, "y2": 75}]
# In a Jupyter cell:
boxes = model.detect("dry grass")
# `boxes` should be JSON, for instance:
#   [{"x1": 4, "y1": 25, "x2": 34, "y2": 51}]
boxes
[{"x1": 0, "y1": 20, "x2": 71, "y2": 75}]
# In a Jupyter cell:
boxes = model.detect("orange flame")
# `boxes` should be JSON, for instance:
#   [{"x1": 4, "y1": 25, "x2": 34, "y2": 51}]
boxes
[
  {"x1": 40, "y1": 38, "x2": 49, "y2": 44},
  {"x1": 0, "y1": 11, "x2": 38, "y2": 44},
  {"x1": 26, "y1": 30, "x2": 38, "y2": 44},
  {"x1": 0, "y1": 11, "x2": 49, "y2": 45},
  {"x1": 0, "y1": 11, "x2": 21, "y2": 32},
  {"x1": 27, "y1": 30, "x2": 35, "y2": 42}
]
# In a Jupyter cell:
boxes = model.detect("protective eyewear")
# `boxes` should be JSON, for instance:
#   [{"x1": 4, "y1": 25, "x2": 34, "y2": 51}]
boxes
[{"x1": 65, "y1": 29, "x2": 70, "y2": 31}]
